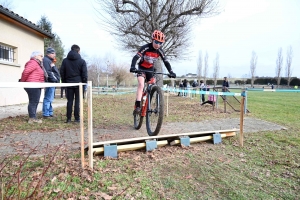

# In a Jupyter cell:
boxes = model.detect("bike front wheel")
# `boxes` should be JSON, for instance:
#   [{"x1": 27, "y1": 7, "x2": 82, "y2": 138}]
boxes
[{"x1": 146, "y1": 86, "x2": 164, "y2": 136}]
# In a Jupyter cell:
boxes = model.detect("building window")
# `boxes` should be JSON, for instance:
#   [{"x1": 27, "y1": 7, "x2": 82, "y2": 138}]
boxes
[{"x1": 0, "y1": 44, "x2": 15, "y2": 62}]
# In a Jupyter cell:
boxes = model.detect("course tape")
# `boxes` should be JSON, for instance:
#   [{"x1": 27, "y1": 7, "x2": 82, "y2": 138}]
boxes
[
  {"x1": 0, "y1": 82, "x2": 87, "y2": 88},
  {"x1": 247, "y1": 88, "x2": 300, "y2": 92},
  {"x1": 92, "y1": 90, "x2": 136, "y2": 95},
  {"x1": 162, "y1": 88, "x2": 242, "y2": 96}
]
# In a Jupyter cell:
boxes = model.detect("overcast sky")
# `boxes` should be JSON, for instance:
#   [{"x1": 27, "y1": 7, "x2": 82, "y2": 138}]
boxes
[{"x1": 7, "y1": 0, "x2": 300, "y2": 78}]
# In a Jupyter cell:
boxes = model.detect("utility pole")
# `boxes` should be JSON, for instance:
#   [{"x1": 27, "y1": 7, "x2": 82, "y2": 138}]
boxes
[
  {"x1": 97, "y1": 73, "x2": 100, "y2": 88},
  {"x1": 106, "y1": 60, "x2": 110, "y2": 88},
  {"x1": 106, "y1": 74, "x2": 108, "y2": 88}
]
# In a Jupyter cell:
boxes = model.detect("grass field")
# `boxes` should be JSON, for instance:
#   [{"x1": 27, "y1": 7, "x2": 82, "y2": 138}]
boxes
[{"x1": 1, "y1": 91, "x2": 299, "y2": 199}]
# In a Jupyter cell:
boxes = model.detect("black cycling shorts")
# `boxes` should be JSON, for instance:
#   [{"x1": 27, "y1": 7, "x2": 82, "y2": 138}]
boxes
[{"x1": 137, "y1": 67, "x2": 154, "y2": 81}]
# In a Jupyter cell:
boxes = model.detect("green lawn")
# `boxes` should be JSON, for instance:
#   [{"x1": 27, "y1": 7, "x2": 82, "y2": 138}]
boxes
[{"x1": 1, "y1": 91, "x2": 299, "y2": 199}]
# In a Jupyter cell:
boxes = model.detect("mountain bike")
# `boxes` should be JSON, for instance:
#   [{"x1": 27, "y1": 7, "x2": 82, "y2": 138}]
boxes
[{"x1": 133, "y1": 69, "x2": 172, "y2": 136}]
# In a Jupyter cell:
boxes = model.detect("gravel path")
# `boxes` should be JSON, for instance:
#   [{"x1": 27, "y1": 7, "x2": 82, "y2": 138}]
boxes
[
  {"x1": 0, "y1": 116, "x2": 286, "y2": 157},
  {"x1": 0, "y1": 99, "x2": 287, "y2": 157},
  {"x1": 0, "y1": 99, "x2": 66, "y2": 119}
]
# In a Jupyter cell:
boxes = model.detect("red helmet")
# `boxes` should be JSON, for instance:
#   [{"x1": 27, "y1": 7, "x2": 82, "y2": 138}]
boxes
[{"x1": 152, "y1": 30, "x2": 165, "y2": 43}]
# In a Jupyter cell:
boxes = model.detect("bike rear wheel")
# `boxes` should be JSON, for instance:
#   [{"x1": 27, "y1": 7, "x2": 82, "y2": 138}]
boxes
[
  {"x1": 146, "y1": 86, "x2": 164, "y2": 136},
  {"x1": 133, "y1": 100, "x2": 144, "y2": 130}
]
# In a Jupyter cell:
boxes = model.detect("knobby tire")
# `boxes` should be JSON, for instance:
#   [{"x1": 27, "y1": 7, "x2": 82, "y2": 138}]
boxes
[{"x1": 146, "y1": 86, "x2": 164, "y2": 136}]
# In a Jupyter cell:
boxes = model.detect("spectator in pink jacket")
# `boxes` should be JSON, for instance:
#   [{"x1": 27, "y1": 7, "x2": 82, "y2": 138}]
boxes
[
  {"x1": 201, "y1": 94, "x2": 216, "y2": 106},
  {"x1": 21, "y1": 51, "x2": 47, "y2": 124},
  {"x1": 201, "y1": 86, "x2": 216, "y2": 106}
]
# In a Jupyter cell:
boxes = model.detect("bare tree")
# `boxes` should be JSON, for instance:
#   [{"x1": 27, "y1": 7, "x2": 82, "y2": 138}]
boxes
[
  {"x1": 0, "y1": 0, "x2": 14, "y2": 10},
  {"x1": 285, "y1": 45, "x2": 293, "y2": 87},
  {"x1": 250, "y1": 51, "x2": 258, "y2": 87},
  {"x1": 111, "y1": 63, "x2": 132, "y2": 86},
  {"x1": 95, "y1": 0, "x2": 220, "y2": 56},
  {"x1": 203, "y1": 51, "x2": 209, "y2": 84},
  {"x1": 212, "y1": 53, "x2": 219, "y2": 87},
  {"x1": 275, "y1": 47, "x2": 283, "y2": 88},
  {"x1": 197, "y1": 50, "x2": 203, "y2": 84},
  {"x1": 95, "y1": 0, "x2": 220, "y2": 86},
  {"x1": 88, "y1": 56, "x2": 106, "y2": 87}
]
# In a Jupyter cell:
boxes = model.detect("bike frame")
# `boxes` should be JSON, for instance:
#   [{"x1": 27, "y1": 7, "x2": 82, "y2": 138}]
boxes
[
  {"x1": 133, "y1": 68, "x2": 174, "y2": 135},
  {"x1": 140, "y1": 77, "x2": 156, "y2": 117},
  {"x1": 136, "y1": 68, "x2": 169, "y2": 116}
]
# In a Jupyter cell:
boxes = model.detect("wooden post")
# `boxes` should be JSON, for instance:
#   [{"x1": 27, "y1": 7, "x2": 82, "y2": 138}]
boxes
[
  {"x1": 166, "y1": 91, "x2": 169, "y2": 117},
  {"x1": 216, "y1": 89, "x2": 219, "y2": 109},
  {"x1": 224, "y1": 97, "x2": 226, "y2": 113},
  {"x1": 84, "y1": 85, "x2": 88, "y2": 103},
  {"x1": 88, "y1": 81, "x2": 93, "y2": 169},
  {"x1": 239, "y1": 96, "x2": 245, "y2": 147},
  {"x1": 79, "y1": 83, "x2": 85, "y2": 168},
  {"x1": 223, "y1": 88, "x2": 227, "y2": 113}
]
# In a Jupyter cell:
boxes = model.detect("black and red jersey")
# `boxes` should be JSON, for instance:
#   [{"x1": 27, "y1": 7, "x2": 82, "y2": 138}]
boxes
[{"x1": 131, "y1": 43, "x2": 172, "y2": 72}]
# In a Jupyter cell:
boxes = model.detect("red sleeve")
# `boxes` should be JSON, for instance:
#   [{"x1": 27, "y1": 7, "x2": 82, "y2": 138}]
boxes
[{"x1": 20, "y1": 60, "x2": 35, "y2": 82}]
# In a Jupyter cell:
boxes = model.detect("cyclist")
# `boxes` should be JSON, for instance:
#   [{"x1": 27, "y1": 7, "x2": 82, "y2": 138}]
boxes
[{"x1": 130, "y1": 30, "x2": 176, "y2": 114}]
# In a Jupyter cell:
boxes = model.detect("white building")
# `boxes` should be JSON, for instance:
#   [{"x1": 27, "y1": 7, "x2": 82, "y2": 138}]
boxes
[{"x1": 0, "y1": 5, "x2": 53, "y2": 106}]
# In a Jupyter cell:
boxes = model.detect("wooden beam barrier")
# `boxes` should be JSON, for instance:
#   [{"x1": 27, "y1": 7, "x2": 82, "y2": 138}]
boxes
[
  {"x1": 88, "y1": 129, "x2": 237, "y2": 156},
  {"x1": 91, "y1": 129, "x2": 238, "y2": 147},
  {"x1": 93, "y1": 140, "x2": 168, "y2": 155},
  {"x1": 170, "y1": 132, "x2": 236, "y2": 145}
]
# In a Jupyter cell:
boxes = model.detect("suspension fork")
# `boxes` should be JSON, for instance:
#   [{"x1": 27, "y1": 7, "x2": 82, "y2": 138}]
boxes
[
  {"x1": 140, "y1": 84, "x2": 150, "y2": 117},
  {"x1": 145, "y1": 84, "x2": 152, "y2": 113},
  {"x1": 155, "y1": 88, "x2": 161, "y2": 113},
  {"x1": 146, "y1": 84, "x2": 160, "y2": 113},
  {"x1": 141, "y1": 93, "x2": 148, "y2": 117}
]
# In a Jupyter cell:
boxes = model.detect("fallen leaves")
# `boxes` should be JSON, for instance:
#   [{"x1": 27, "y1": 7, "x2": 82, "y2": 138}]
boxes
[
  {"x1": 185, "y1": 174, "x2": 193, "y2": 179},
  {"x1": 107, "y1": 186, "x2": 117, "y2": 191},
  {"x1": 93, "y1": 192, "x2": 113, "y2": 200}
]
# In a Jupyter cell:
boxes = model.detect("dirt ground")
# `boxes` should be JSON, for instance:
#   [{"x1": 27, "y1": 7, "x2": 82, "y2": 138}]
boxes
[
  {"x1": 91, "y1": 117, "x2": 286, "y2": 141},
  {"x1": 0, "y1": 98, "x2": 287, "y2": 157},
  {"x1": 0, "y1": 115, "x2": 286, "y2": 158}
]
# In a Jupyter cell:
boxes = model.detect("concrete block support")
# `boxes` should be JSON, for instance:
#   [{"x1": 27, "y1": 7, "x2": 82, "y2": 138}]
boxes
[
  {"x1": 146, "y1": 140, "x2": 157, "y2": 151},
  {"x1": 180, "y1": 136, "x2": 190, "y2": 147},
  {"x1": 104, "y1": 144, "x2": 118, "y2": 158},
  {"x1": 213, "y1": 132, "x2": 222, "y2": 144}
]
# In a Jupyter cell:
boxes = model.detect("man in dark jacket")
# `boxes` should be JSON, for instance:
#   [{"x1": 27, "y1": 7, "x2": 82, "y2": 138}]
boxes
[
  {"x1": 60, "y1": 44, "x2": 88, "y2": 123},
  {"x1": 222, "y1": 77, "x2": 229, "y2": 92},
  {"x1": 42, "y1": 47, "x2": 60, "y2": 118}
]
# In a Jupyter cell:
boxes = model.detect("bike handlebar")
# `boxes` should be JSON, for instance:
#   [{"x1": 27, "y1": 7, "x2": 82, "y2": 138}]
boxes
[{"x1": 133, "y1": 69, "x2": 171, "y2": 76}]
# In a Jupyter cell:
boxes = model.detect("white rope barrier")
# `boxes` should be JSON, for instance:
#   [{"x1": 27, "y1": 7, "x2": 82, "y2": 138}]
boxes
[
  {"x1": 0, "y1": 82, "x2": 87, "y2": 88},
  {"x1": 162, "y1": 87, "x2": 242, "y2": 97},
  {"x1": 0, "y1": 81, "x2": 91, "y2": 169}
]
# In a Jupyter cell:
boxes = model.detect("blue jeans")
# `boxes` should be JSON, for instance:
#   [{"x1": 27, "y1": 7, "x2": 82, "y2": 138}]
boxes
[
  {"x1": 24, "y1": 88, "x2": 41, "y2": 118},
  {"x1": 43, "y1": 87, "x2": 55, "y2": 116}
]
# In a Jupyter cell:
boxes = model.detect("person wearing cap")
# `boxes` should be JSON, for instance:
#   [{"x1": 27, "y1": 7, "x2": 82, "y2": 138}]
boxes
[{"x1": 42, "y1": 47, "x2": 60, "y2": 119}]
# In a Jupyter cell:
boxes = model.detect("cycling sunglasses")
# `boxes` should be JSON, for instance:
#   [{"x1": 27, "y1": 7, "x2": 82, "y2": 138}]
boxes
[{"x1": 154, "y1": 40, "x2": 163, "y2": 45}]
